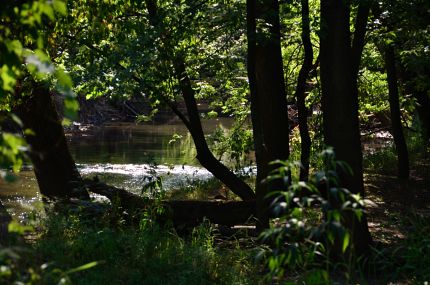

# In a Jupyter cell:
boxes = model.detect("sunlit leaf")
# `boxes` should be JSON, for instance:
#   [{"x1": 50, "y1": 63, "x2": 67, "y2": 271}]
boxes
[
  {"x1": 342, "y1": 232, "x2": 350, "y2": 252},
  {"x1": 64, "y1": 261, "x2": 99, "y2": 275},
  {"x1": 53, "y1": 0, "x2": 67, "y2": 15}
]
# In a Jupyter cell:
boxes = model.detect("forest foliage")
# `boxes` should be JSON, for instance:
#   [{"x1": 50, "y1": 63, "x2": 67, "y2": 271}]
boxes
[{"x1": 0, "y1": 0, "x2": 429, "y2": 284}]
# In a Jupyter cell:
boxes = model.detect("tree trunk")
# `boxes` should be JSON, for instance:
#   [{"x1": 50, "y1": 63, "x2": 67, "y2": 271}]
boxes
[
  {"x1": 247, "y1": 0, "x2": 290, "y2": 228},
  {"x1": 320, "y1": 0, "x2": 372, "y2": 254},
  {"x1": 414, "y1": 91, "x2": 430, "y2": 148},
  {"x1": 397, "y1": 63, "x2": 430, "y2": 150},
  {"x1": 84, "y1": 179, "x2": 256, "y2": 226},
  {"x1": 143, "y1": 0, "x2": 255, "y2": 201},
  {"x1": 384, "y1": 45, "x2": 410, "y2": 179},
  {"x1": 351, "y1": 2, "x2": 370, "y2": 77},
  {"x1": 0, "y1": 200, "x2": 12, "y2": 242},
  {"x1": 174, "y1": 62, "x2": 256, "y2": 201},
  {"x1": 15, "y1": 84, "x2": 89, "y2": 200},
  {"x1": 295, "y1": 0, "x2": 313, "y2": 181}
]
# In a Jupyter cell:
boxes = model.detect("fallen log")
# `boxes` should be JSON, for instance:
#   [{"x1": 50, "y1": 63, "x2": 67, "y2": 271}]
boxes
[{"x1": 84, "y1": 179, "x2": 256, "y2": 226}]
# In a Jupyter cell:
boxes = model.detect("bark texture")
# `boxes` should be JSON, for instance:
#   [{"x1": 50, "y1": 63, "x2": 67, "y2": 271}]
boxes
[
  {"x1": 295, "y1": 0, "x2": 313, "y2": 181},
  {"x1": 246, "y1": 0, "x2": 289, "y2": 228},
  {"x1": 384, "y1": 45, "x2": 410, "y2": 179},
  {"x1": 320, "y1": 0, "x2": 372, "y2": 253},
  {"x1": 16, "y1": 84, "x2": 89, "y2": 199},
  {"x1": 247, "y1": 0, "x2": 290, "y2": 228}
]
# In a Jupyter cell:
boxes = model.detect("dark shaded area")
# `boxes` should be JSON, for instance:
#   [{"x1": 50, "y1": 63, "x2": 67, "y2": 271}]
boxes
[{"x1": 15, "y1": 84, "x2": 89, "y2": 200}]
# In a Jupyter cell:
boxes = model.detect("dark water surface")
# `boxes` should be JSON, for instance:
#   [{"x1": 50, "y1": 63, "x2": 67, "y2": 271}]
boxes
[{"x1": 0, "y1": 120, "x2": 233, "y2": 220}]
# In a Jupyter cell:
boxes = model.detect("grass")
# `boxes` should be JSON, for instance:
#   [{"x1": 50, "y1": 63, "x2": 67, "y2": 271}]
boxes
[
  {"x1": 167, "y1": 177, "x2": 224, "y2": 200},
  {"x1": 1, "y1": 205, "x2": 261, "y2": 285},
  {"x1": 40, "y1": 213, "x2": 259, "y2": 285},
  {"x1": 370, "y1": 213, "x2": 430, "y2": 284}
]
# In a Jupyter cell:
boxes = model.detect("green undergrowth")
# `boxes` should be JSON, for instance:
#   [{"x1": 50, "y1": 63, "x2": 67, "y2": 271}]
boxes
[
  {"x1": 167, "y1": 177, "x2": 224, "y2": 200},
  {"x1": 167, "y1": 176, "x2": 254, "y2": 201},
  {"x1": 363, "y1": 131, "x2": 428, "y2": 174},
  {"x1": 1, "y1": 207, "x2": 260, "y2": 285},
  {"x1": 370, "y1": 213, "x2": 430, "y2": 284}
]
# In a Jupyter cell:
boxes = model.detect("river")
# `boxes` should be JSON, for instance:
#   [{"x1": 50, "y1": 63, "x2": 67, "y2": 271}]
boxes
[{"x1": 0, "y1": 119, "x2": 235, "y2": 221}]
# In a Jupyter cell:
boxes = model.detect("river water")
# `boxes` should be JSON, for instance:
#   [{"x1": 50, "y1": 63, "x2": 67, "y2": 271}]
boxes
[{"x1": 0, "y1": 120, "x2": 234, "y2": 221}]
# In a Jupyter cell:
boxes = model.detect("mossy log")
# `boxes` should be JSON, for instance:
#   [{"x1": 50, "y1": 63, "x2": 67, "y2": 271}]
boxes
[{"x1": 84, "y1": 179, "x2": 256, "y2": 226}]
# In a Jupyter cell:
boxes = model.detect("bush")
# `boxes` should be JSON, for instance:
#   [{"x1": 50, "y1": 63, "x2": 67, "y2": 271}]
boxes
[{"x1": 259, "y1": 149, "x2": 366, "y2": 284}]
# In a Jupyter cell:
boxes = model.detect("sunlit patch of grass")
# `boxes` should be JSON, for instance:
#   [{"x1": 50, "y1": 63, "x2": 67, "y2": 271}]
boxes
[
  {"x1": 167, "y1": 178, "x2": 224, "y2": 200},
  {"x1": 166, "y1": 177, "x2": 252, "y2": 201}
]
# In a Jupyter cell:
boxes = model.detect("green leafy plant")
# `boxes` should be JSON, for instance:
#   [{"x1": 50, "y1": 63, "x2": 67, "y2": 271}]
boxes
[{"x1": 259, "y1": 149, "x2": 366, "y2": 284}]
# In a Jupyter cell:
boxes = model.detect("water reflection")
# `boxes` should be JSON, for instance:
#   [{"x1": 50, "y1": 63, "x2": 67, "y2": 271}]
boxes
[
  {"x1": 0, "y1": 170, "x2": 43, "y2": 221},
  {"x1": 0, "y1": 120, "x2": 233, "y2": 220},
  {"x1": 67, "y1": 120, "x2": 232, "y2": 165}
]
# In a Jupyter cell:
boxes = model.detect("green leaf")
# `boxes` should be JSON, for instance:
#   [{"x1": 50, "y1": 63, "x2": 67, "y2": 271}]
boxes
[
  {"x1": 55, "y1": 69, "x2": 73, "y2": 89},
  {"x1": 207, "y1": 110, "x2": 218, "y2": 118},
  {"x1": 40, "y1": 2, "x2": 55, "y2": 20},
  {"x1": 5, "y1": 40, "x2": 23, "y2": 56},
  {"x1": 64, "y1": 97, "x2": 79, "y2": 120},
  {"x1": 53, "y1": 0, "x2": 67, "y2": 15},
  {"x1": 342, "y1": 232, "x2": 350, "y2": 253},
  {"x1": 8, "y1": 221, "x2": 34, "y2": 235},
  {"x1": 0, "y1": 65, "x2": 18, "y2": 91},
  {"x1": 65, "y1": 261, "x2": 99, "y2": 275}
]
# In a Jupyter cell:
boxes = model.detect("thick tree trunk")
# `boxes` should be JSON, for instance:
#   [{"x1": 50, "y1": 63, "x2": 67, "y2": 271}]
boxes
[
  {"x1": 15, "y1": 84, "x2": 89, "y2": 200},
  {"x1": 320, "y1": 0, "x2": 372, "y2": 254},
  {"x1": 142, "y1": 0, "x2": 255, "y2": 201},
  {"x1": 247, "y1": 0, "x2": 290, "y2": 228},
  {"x1": 295, "y1": 0, "x2": 313, "y2": 181},
  {"x1": 384, "y1": 46, "x2": 410, "y2": 179}
]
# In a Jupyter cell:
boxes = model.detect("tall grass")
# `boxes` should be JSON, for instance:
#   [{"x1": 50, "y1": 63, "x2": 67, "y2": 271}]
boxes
[{"x1": 30, "y1": 208, "x2": 259, "y2": 285}]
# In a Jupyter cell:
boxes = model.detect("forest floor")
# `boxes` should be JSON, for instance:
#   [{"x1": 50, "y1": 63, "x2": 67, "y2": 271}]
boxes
[
  {"x1": 363, "y1": 157, "x2": 430, "y2": 284},
  {"x1": 365, "y1": 157, "x2": 430, "y2": 244}
]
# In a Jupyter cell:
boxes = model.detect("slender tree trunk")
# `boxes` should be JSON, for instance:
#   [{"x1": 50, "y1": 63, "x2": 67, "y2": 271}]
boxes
[
  {"x1": 247, "y1": 0, "x2": 290, "y2": 228},
  {"x1": 174, "y1": 62, "x2": 255, "y2": 201},
  {"x1": 144, "y1": 0, "x2": 255, "y2": 201},
  {"x1": 384, "y1": 46, "x2": 409, "y2": 179},
  {"x1": 398, "y1": 64, "x2": 430, "y2": 150},
  {"x1": 295, "y1": 0, "x2": 313, "y2": 181},
  {"x1": 351, "y1": 2, "x2": 370, "y2": 77},
  {"x1": 320, "y1": 0, "x2": 372, "y2": 254},
  {"x1": 414, "y1": 91, "x2": 430, "y2": 148},
  {"x1": 0, "y1": 200, "x2": 12, "y2": 242},
  {"x1": 15, "y1": 84, "x2": 89, "y2": 200}
]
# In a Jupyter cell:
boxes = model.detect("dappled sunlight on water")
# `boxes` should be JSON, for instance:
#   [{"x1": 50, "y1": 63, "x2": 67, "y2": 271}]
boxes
[
  {"x1": 0, "y1": 121, "x2": 236, "y2": 221},
  {"x1": 78, "y1": 163, "x2": 213, "y2": 193}
]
